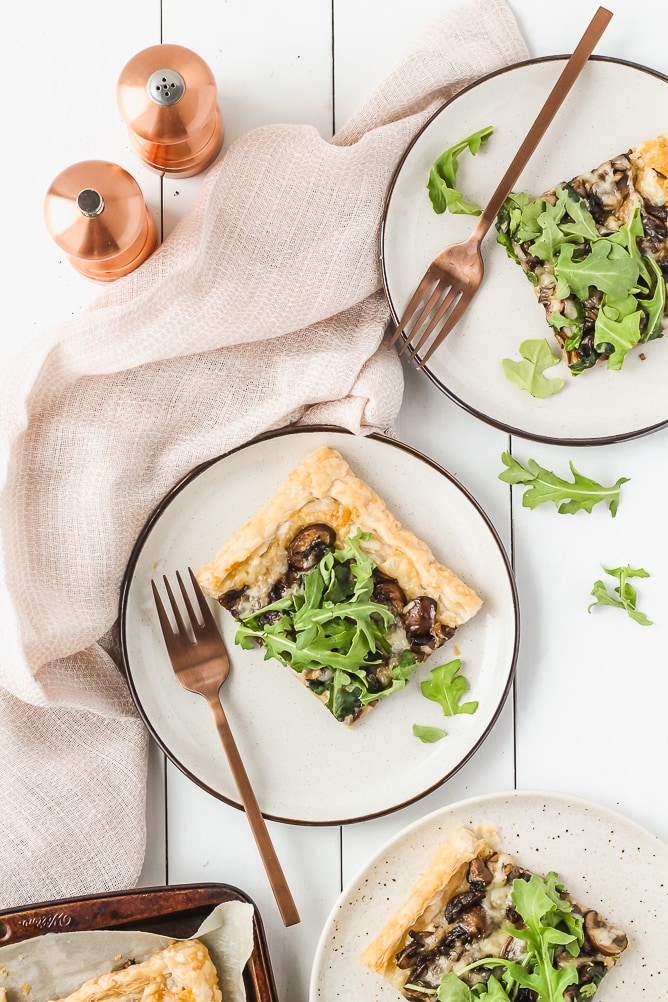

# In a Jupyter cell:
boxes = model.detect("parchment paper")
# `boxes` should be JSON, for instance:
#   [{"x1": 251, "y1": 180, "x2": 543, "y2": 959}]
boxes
[{"x1": 0, "y1": 902, "x2": 254, "y2": 1002}]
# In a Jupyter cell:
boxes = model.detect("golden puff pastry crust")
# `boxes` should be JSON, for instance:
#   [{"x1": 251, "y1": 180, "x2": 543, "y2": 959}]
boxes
[
  {"x1": 46, "y1": 939, "x2": 222, "y2": 1002},
  {"x1": 196, "y1": 445, "x2": 482, "y2": 629},
  {"x1": 359, "y1": 824, "x2": 495, "y2": 992}
]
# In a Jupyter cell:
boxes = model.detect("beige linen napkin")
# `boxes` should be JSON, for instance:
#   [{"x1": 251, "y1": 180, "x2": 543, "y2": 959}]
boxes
[{"x1": 0, "y1": 0, "x2": 527, "y2": 907}]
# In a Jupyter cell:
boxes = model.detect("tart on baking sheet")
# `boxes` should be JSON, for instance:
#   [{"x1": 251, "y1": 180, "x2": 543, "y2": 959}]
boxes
[
  {"x1": 47, "y1": 939, "x2": 221, "y2": 1002},
  {"x1": 360, "y1": 824, "x2": 628, "y2": 1001},
  {"x1": 196, "y1": 446, "x2": 481, "y2": 725},
  {"x1": 496, "y1": 134, "x2": 668, "y2": 373}
]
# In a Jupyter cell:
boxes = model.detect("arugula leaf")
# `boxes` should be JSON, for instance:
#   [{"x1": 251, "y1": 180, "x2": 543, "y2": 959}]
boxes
[
  {"x1": 554, "y1": 239, "x2": 640, "y2": 302},
  {"x1": 436, "y1": 972, "x2": 476, "y2": 1000},
  {"x1": 412, "y1": 724, "x2": 447, "y2": 743},
  {"x1": 502, "y1": 339, "x2": 564, "y2": 398},
  {"x1": 639, "y1": 254, "x2": 667, "y2": 341},
  {"x1": 594, "y1": 294, "x2": 644, "y2": 370},
  {"x1": 588, "y1": 564, "x2": 654, "y2": 625},
  {"x1": 498, "y1": 451, "x2": 629, "y2": 516},
  {"x1": 420, "y1": 658, "x2": 478, "y2": 716},
  {"x1": 428, "y1": 126, "x2": 493, "y2": 215},
  {"x1": 557, "y1": 188, "x2": 601, "y2": 244},
  {"x1": 235, "y1": 529, "x2": 424, "y2": 720}
]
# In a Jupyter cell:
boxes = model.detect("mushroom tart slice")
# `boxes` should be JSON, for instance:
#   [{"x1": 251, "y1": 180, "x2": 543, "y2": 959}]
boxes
[
  {"x1": 360, "y1": 825, "x2": 629, "y2": 1001},
  {"x1": 196, "y1": 446, "x2": 481, "y2": 725},
  {"x1": 46, "y1": 939, "x2": 222, "y2": 1002},
  {"x1": 496, "y1": 133, "x2": 668, "y2": 374}
]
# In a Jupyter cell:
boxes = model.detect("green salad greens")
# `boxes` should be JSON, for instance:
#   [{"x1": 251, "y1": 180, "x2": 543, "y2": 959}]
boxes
[
  {"x1": 588, "y1": 564, "x2": 653, "y2": 626},
  {"x1": 408, "y1": 871, "x2": 593, "y2": 1002},
  {"x1": 496, "y1": 187, "x2": 666, "y2": 373},
  {"x1": 235, "y1": 530, "x2": 420, "y2": 722},
  {"x1": 498, "y1": 452, "x2": 629, "y2": 516},
  {"x1": 428, "y1": 126, "x2": 493, "y2": 216},
  {"x1": 501, "y1": 338, "x2": 565, "y2": 398}
]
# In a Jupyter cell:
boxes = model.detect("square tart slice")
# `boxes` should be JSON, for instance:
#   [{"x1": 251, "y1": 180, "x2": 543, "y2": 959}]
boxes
[
  {"x1": 47, "y1": 939, "x2": 221, "y2": 1002},
  {"x1": 496, "y1": 134, "x2": 668, "y2": 373},
  {"x1": 196, "y1": 445, "x2": 481, "y2": 725},
  {"x1": 360, "y1": 824, "x2": 629, "y2": 1000}
]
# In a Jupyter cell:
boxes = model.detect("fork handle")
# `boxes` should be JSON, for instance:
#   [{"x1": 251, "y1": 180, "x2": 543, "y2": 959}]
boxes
[
  {"x1": 473, "y1": 6, "x2": 612, "y2": 238},
  {"x1": 207, "y1": 695, "x2": 301, "y2": 927}
]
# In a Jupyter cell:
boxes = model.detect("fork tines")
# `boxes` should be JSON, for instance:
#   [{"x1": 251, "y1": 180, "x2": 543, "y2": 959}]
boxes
[
  {"x1": 388, "y1": 271, "x2": 465, "y2": 367},
  {"x1": 151, "y1": 567, "x2": 216, "y2": 643}
]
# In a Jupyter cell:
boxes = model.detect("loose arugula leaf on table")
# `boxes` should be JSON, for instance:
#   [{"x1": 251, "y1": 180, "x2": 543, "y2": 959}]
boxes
[
  {"x1": 412, "y1": 724, "x2": 447, "y2": 743},
  {"x1": 588, "y1": 564, "x2": 654, "y2": 625},
  {"x1": 420, "y1": 658, "x2": 478, "y2": 716},
  {"x1": 502, "y1": 338, "x2": 565, "y2": 398},
  {"x1": 498, "y1": 451, "x2": 629, "y2": 516},
  {"x1": 428, "y1": 126, "x2": 493, "y2": 215}
]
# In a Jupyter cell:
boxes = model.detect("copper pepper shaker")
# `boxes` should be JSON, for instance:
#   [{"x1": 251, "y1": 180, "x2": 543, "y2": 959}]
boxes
[
  {"x1": 44, "y1": 160, "x2": 157, "y2": 281},
  {"x1": 117, "y1": 44, "x2": 224, "y2": 177}
]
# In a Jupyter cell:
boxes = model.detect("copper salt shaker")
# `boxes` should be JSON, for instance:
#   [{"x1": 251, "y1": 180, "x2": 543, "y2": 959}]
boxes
[
  {"x1": 44, "y1": 160, "x2": 157, "y2": 281},
  {"x1": 117, "y1": 44, "x2": 224, "y2": 177}
]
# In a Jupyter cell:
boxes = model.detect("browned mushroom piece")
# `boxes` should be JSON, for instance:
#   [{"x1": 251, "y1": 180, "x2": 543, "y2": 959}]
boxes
[
  {"x1": 217, "y1": 586, "x2": 247, "y2": 615},
  {"x1": 394, "y1": 930, "x2": 433, "y2": 969},
  {"x1": 458, "y1": 904, "x2": 487, "y2": 939},
  {"x1": 583, "y1": 910, "x2": 629, "y2": 956},
  {"x1": 467, "y1": 855, "x2": 493, "y2": 890},
  {"x1": 286, "y1": 523, "x2": 336, "y2": 570},
  {"x1": 371, "y1": 571, "x2": 407, "y2": 615},
  {"x1": 500, "y1": 935, "x2": 526, "y2": 961},
  {"x1": 268, "y1": 568, "x2": 300, "y2": 602},
  {"x1": 444, "y1": 888, "x2": 485, "y2": 923},
  {"x1": 403, "y1": 596, "x2": 437, "y2": 647}
]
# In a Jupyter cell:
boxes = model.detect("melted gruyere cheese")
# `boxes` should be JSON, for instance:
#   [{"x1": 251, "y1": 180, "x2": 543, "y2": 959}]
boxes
[{"x1": 631, "y1": 134, "x2": 668, "y2": 204}]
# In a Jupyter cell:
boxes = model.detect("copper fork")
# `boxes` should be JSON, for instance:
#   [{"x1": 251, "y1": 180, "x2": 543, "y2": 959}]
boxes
[
  {"x1": 389, "y1": 5, "x2": 612, "y2": 367},
  {"x1": 151, "y1": 568, "x2": 300, "y2": 927}
]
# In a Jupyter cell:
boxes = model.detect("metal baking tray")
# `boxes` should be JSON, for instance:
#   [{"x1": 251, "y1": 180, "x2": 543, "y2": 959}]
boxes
[{"x1": 0, "y1": 883, "x2": 278, "y2": 1002}]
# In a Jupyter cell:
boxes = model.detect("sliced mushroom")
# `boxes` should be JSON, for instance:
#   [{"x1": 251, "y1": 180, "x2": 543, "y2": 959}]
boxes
[
  {"x1": 403, "y1": 596, "x2": 437, "y2": 648},
  {"x1": 505, "y1": 864, "x2": 533, "y2": 883},
  {"x1": 444, "y1": 888, "x2": 485, "y2": 924},
  {"x1": 268, "y1": 568, "x2": 300, "y2": 602},
  {"x1": 458, "y1": 905, "x2": 487, "y2": 940},
  {"x1": 467, "y1": 856, "x2": 493, "y2": 891},
  {"x1": 394, "y1": 930, "x2": 432, "y2": 969},
  {"x1": 501, "y1": 935, "x2": 526, "y2": 962},
  {"x1": 371, "y1": 571, "x2": 407, "y2": 615},
  {"x1": 217, "y1": 586, "x2": 247, "y2": 616},
  {"x1": 584, "y1": 910, "x2": 628, "y2": 956},
  {"x1": 286, "y1": 523, "x2": 336, "y2": 570}
]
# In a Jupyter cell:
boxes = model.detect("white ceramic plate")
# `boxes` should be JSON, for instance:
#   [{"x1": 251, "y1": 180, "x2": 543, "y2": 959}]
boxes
[
  {"x1": 382, "y1": 57, "x2": 668, "y2": 444},
  {"x1": 310, "y1": 789, "x2": 668, "y2": 998},
  {"x1": 120, "y1": 427, "x2": 518, "y2": 824}
]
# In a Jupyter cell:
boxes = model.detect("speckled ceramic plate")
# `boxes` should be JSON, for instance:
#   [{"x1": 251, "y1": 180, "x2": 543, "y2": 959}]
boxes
[
  {"x1": 382, "y1": 56, "x2": 668, "y2": 444},
  {"x1": 309, "y1": 789, "x2": 668, "y2": 999},
  {"x1": 120, "y1": 426, "x2": 518, "y2": 825}
]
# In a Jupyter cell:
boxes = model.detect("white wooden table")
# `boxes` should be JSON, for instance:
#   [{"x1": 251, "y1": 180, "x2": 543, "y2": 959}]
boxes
[{"x1": 5, "y1": 1, "x2": 668, "y2": 999}]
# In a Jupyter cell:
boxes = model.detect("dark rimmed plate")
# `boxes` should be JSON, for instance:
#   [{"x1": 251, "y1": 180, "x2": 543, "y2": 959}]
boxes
[
  {"x1": 119, "y1": 426, "x2": 519, "y2": 825},
  {"x1": 310, "y1": 790, "x2": 668, "y2": 999},
  {"x1": 382, "y1": 55, "x2": 668, "y2": 445},
  {"x1": 0, "y1": 883, "x2": 277, "y2": 1002}
]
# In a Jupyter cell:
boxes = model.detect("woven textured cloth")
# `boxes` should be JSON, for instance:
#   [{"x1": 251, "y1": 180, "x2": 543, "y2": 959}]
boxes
[{"x1": 0, "y1": 0, "x2": 527, "y2": 906}]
